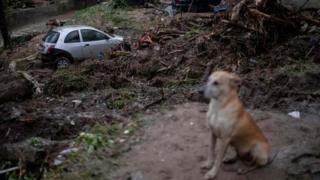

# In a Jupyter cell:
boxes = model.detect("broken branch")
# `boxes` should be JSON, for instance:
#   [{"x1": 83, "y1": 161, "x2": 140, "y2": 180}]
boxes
[
  {"x1": 221, "y1": 19, "x2": 264, "y2": 34},
  {"x1": 249, "y1": 9, "x2": 288, "y2": 24},
  {"x1": 299, "y1": 14, "x2": 320, "y2": 26},
  {"x1": 0, "y1": 166, "x2": 19, "y2": 175},
  {"x1": 168, "y1": 49, "x2": 184, "y2": 55}
]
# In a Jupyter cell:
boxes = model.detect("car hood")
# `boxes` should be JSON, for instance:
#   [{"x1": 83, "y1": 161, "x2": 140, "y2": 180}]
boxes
[{"x1": 112, "y1": 35, "x2": 124, "y2": 41}]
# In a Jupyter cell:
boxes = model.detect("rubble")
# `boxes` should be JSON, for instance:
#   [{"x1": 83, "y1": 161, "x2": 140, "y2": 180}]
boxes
[
  {"x1": 0, "y1": 73, "x2": 33, "y2": 104},
  {"x1": 0, "y1": 137, "x2": 68, "y2": 164}
]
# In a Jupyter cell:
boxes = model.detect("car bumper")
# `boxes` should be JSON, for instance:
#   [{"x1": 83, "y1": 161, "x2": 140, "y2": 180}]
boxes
[
  {"x1": 173, "y1": 3, "x2": 189, "y2": 7},
  {"x1": 41, "y1": 54, "x2": 55, "y2": 64}
]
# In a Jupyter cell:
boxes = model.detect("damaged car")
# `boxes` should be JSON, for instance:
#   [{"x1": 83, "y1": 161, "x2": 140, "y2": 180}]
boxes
[{"x1": 39, "y1": 25, "x2": 123, "y2": 68}]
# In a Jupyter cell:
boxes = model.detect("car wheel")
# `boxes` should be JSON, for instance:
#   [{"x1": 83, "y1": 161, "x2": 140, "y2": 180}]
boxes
[
  {"x1": 55, "y1": 56, "x2": 71, "y2": 69},
  {"x1": 190, "y1": 4, "x2": 198, "y2": 12}
]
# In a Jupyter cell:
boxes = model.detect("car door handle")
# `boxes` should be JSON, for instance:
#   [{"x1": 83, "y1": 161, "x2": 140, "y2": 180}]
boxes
[{"x1": 84, "y1": 44, "x2": 90, "y2": 47}]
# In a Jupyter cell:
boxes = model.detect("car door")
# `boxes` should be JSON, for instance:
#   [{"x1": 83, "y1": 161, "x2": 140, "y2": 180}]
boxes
[
  {"x1": 80, "y1": 29, "x2": 112, "y2": 60},
  {"x1": 61, "y1": 30, "x2": 83, "y2": 60}
]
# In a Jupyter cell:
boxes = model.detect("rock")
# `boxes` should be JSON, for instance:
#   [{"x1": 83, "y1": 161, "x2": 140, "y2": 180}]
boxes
[
  {"x1": 59, "y1": 147, "x2": 80, "y2": 155},
  {"x1": 288, "y1": 111, "x2": 301, "y2": 119},
  {"x1": 77, "y1": 112, "x2": 96, "y2": 119},
  {"x1": 72, "y1": 100, "x2": 82, "y2": 108},
  {"x1": 0, "y1": 104, "x2": 28, "y2": 121},
  {"x1": 10, "y1": 107, "x2": 24, "y2": 120},
  {"x1": 128, "y1": 171, "x2": 144, "y2": 180},
  {"x1": 53, "y1": 147, "x2": 80, "y2": 166},
  {"x1": 70, "y1": 120, "x2": 75, "y2": 125}
]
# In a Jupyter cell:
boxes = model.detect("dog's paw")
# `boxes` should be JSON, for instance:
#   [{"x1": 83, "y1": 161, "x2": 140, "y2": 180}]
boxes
[
  {"x1": 223, "y1": 155, "x2": 237, "y2": 164},
  {"x1": 204, "y1": 169, "x2": 217, "y2": 180},
  {"x1": 201, "y1": 160, "x2": 213, "y2": 169}
]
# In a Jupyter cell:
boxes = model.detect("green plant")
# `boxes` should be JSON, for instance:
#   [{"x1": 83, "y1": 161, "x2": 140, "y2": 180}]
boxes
[
  {"x1": 8, "y1": 172, "x2": 36, "y2": 180},
  {"x1": 109, "y1": 99, "x2": 126, "y2": 109},
  {"x1": 77, "y1": 132, "x2": 109, "y2": 153},
  {"x1": 107, "y1": 89, "x2": 136, "y2": 109},
  {"x1": 44, "y1": 69, "x2": 89, "y2": 95},
  {"x1": 71, "y1": 3, "x2": 130, "y2": 28},
  {"x1": 110, "y1": 0, "x2": 128, "y2": 8},
  {"x1": 105, "y1": 11, "x2": 129, "y2": 26},
  {"x1": 185, "y1": 27, "x2": 206, "y2": 38},
  {"x1": 90, "y1": 123, "x2": 121, "y2": 138},
  {"x1": 30, "y1": 137, "x2": 43, "y2": 148},
  {"x1": 281, "y1": 62, "x2": 312, "y2": 76},
  {"x1": 75, "y1": 123, "x2": 123, "y2": 153}
]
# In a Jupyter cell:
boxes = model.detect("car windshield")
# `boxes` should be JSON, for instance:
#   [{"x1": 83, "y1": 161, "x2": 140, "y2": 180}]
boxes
[
  {"x1": 42, "y1": 31, "x2": 60, "y2": 43},
  {"x1": 107, "y1": 33, "x2": 114, "y2": 37}
]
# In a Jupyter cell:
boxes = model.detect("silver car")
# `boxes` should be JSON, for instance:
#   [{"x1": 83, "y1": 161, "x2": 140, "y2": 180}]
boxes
[{"x1": 40, "y1": 25, "x2": 123, "y2": 68}]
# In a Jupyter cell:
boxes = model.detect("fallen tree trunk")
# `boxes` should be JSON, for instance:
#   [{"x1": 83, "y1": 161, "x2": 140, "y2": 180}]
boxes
[
  {"x1": 9, "y1": 53, "x2": 43, "y2": 95},
  {"x1": 17, "y1": 71, "x2": 42, "y2": 95}
]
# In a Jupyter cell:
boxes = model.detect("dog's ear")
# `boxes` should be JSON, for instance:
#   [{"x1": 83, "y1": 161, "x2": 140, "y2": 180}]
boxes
[{"x1": 229, "y1": 74, "x2": 241, "y2": 88}]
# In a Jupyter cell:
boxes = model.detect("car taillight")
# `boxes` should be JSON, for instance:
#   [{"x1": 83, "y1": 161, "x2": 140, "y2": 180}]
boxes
[{"x1": 47, "y1": 45, "x2": 55, "y2": 54}]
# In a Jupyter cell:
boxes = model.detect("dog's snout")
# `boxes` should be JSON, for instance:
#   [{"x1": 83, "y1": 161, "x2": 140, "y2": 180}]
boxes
[{"x1": 198, "y1": 85, "x2": 206, "y2": 96}]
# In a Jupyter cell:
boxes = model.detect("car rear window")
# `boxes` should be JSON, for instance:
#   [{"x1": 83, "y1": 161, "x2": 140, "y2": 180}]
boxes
[{"x1": 42, "y1": 31, "x2": 60, "y2": 43}]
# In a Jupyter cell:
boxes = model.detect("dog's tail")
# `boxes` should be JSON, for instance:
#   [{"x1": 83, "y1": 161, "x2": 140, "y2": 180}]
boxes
[{"x1": 237, "y1": 151, "x2": 279, "y2": 175}]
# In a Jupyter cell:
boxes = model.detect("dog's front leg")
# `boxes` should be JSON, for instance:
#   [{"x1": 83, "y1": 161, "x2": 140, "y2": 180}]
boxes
[
  {"x1": 201, "y1": 130, "x2": 215, "y2": 169},
  {"x1": 204, "y1": 138, "x2": 230, "y2": 180}
]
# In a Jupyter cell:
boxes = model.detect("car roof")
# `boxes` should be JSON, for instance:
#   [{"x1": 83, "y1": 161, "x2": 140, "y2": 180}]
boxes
[{"x1": 51, "y1": 25, "x2": 98, "y2": 33}]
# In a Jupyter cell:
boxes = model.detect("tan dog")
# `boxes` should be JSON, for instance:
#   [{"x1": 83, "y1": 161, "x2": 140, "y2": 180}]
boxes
[{"x1": 198, "y1": 71, "x2": 270, "y2": 179}]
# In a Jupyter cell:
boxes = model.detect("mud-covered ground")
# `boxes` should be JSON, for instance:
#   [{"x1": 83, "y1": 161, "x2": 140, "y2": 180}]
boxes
[
  {"x1": 0, "y1": 2, "x2": 320, "y2": 180},
  {"x1": 113, "y1": 103, "x2": 320, "y2": 180}
]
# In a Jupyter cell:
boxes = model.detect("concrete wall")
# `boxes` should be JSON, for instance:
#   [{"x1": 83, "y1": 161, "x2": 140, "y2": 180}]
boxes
[{"x1": 9, "y1": 0, "x2": 97, "y2": 29}]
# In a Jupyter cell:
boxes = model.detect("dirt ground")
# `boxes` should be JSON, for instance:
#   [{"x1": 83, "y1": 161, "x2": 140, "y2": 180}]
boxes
[{"x1": 113, "y1": 103, "x2": 320, "y2": 180}]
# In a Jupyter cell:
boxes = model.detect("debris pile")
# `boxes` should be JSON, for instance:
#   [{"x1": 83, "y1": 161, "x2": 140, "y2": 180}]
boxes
[
  {"x1": 0, "y1": 73, "x2": 33, "y2": 103},
  {"x1": 230, "y1": 0, "x2": 319, "y2": 37}
]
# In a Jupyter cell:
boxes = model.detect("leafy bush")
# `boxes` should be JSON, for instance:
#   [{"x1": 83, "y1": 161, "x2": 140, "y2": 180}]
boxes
[
  {"x1": 44, "y1": 69, "x2": 89, "y2": 95},
  {"x1": 77, "y1": 132, "x2": 111, "y2": 153},
  {"x1": 72, "y1": 3, "x2": 130, "y2": 27}
]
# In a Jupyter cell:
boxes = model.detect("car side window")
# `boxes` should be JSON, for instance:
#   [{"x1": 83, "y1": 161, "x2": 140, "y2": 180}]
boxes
[
  {"x1": 81, "y1": 29, "x2": 109, "y2": 42},
  {"x1": 64, "y1": 30, "x2": 80, "y2": 43}
]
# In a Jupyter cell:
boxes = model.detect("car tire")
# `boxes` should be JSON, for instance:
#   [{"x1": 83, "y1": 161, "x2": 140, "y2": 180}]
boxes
[
  {"x1": 190, "y1": 4, "x2": 198, "y2": 12},
  {"x1": 55, "y1": 56, "x2": 71, "y2": 69}
]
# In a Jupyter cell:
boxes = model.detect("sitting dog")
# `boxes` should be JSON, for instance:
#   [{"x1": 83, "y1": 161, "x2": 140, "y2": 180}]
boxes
[{"x1": 198, "y1": 71, "x2": 270, "y2": 179}]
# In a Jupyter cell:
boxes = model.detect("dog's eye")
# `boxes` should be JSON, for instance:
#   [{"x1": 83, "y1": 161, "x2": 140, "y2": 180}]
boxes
[{"x1": 213, "y1": 81, "x2": 219, "y2": 86}]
